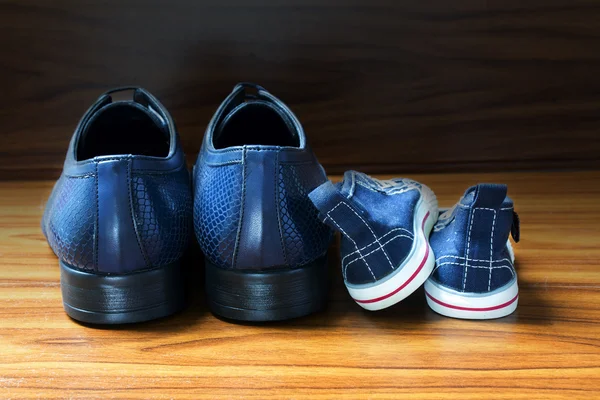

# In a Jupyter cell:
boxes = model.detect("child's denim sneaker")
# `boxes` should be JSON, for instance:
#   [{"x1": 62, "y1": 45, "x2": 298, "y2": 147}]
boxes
[
  {"x1": 309, "y1": 171, "x2": 438, "y2": 310},
  {"x1": 193, "y1": 83, "x2": 332, "y2": 322},
  {"x1": 425, "y1": 184, "x2": 520, "y2": 319},
  {"x1": 41, "y1": 87, "x2": 192, "y2": 324}
]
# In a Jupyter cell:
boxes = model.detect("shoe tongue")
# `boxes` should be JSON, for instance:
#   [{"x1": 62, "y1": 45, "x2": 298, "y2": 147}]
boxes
[
  {"x1": 103, "y1": 89, "x2": 168, "y2": 129},
  {"x1": 337, "y1": 171, "x2": 356, "y2": 198},
  {"x1": 104, "y1": 87, "x2": 147, "y2": 104},
  {"x1": 459, "y1": 185, "x2": 478, "y2": 206},
  {"x1": 78, "y1": 88, "x2": 169, "y2": 154},
  {"x1": 214, "y1": 99, "x2": 300, "y2": 147}
]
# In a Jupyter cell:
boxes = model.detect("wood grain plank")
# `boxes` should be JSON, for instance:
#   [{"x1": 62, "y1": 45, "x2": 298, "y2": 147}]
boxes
[{"x1": 0, "y1": 171, "x2": 599, "y2": 398}]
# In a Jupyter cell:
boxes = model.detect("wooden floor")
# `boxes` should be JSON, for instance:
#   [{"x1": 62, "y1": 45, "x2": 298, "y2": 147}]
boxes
[{"x1": 1, "y1": 171, "x2": 599, "y2": 399}]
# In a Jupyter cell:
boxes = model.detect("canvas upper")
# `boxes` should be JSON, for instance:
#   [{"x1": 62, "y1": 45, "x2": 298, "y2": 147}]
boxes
[
  {"x1": 429, "y1": 184, "x2": 520, "y2": 293},
  {"x1": 193, "y1": 83, "x2": 332, "y2": 271},
  {"x1": 309, "y1": 171, "x2": 436, "y2": 286},
  {"x1": 41, "y1": 87, "x2": 193, "y2": 274}
]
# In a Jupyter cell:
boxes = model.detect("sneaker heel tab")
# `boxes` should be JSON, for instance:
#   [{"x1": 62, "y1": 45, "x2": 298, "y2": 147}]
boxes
[{"x1": 473, "y1": 183, "x2": 508, "y2": 209}]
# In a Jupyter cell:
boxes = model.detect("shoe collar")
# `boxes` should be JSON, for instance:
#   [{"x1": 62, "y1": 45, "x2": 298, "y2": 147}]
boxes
[
  {"x1": 63, "y1": 87, "x2": 185, "y2": 176},
  {"x1": 203, "y1": 82, "x2": 307, "y2": 154}
]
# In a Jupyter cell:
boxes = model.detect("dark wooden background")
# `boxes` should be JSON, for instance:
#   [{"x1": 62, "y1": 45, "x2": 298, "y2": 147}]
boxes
[{"x1": 1, "y1": 0, "x2": 600, "y2": 180}]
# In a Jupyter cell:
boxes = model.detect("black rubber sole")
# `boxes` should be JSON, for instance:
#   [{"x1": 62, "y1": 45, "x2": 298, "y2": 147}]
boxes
[
  {"x1": 60, "y1": 261, "x2": 185, "y2": 324},
  {"x1": 205, "y1": 256, "x2": 329, "y2": 322}
]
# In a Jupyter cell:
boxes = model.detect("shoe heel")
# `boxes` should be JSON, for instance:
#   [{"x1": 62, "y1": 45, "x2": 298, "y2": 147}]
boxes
[
  {"x1": 205, "y1": 255, "x2": 329, "y2": 322},
  {"x1": 60, "y1": 261, "x2": 185, "y2": 324}
]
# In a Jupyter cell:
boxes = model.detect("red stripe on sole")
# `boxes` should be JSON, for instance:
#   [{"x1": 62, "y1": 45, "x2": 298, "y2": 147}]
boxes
[
  {"x1": 425, "y1": 290, "x2": 519, "y2": 312},
  {"x1": 354, "y1": 211, "x2": 430, "y2": 304}
]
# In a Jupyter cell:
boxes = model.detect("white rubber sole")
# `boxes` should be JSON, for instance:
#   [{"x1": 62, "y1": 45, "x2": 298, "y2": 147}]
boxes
[
  {"x1": 346, "y1": 184, "x2": 438, "y2": 311},
  {"x1": 424, "y1": 278, "x2": 518, "y2": 320}
]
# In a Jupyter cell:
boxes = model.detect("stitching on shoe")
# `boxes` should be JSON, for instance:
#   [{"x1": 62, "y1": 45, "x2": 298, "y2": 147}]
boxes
[
  {"x1": 232, "y1": 147, "x2": 247, "y2": 268},
  {"x1": 324, "y1": 202, "x2": 376, "y2": 281},
  {"x1": 435, "y1": 261, "x2": 514, "y2": 276},
  {"x1": 343, "y1": 233, "x2": 412, "y2": 269},
  {"x1": 463, "y1": 207, "x2": 498, "y2": 291},
  {"x1": 488, "y1": 209, "x2": 497, "y2": 291},
  {"x1": 437, "y1": 255, "x2": 512, "y2": 264},
  {"x1": 341, "y1": 227, "x2": 414, "y2": 265},
  {"x1": 456, "y1": 203, "x2": 513, "y2": 211},
  {"x1": 340, "y1": 202, "x2": 395, "y2": 271},
  {"x1": 463, "y1": 208, "x2": 476, "y2": 290}
]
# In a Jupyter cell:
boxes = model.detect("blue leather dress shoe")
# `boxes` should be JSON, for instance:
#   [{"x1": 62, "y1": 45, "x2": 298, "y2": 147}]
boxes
[
  {"x1": 425, "y1": 184, "x2": 520, "y2": 319},
  {"x1": 42, "y1": 87, "x2": 192, "y2": 324},
  {"x1": 193, "y1": 83, "x2": 332, "y2": 321},
  {"x1": 309, "y1": 172, "x2": 438, "y2": 310}
]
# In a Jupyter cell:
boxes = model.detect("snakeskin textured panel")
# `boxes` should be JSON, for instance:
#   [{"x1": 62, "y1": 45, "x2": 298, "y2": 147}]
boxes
[
  {"x1": 42, "y1": 175, "x2": 96, "y2": 270},
  {"x1": 194, "y1": 163, "x2": 243, "y2": 268},
  {"x1": 279, "y1": 164, "x2": 332, "y2": 266},
  {"x1": 131, "y1": 169, "x2": 193, "y2": 267}
]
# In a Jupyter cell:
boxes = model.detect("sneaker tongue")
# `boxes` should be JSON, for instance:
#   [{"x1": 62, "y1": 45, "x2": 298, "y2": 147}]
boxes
[
  {"x1": 338, "y1": 171, "x2": 356, "y2": 198},
  {"x1": 459, "y1": 185, "x2": 478, "y2": 206}
]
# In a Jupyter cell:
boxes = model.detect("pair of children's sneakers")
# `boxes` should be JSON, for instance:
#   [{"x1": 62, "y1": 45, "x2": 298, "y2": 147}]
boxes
[{"x1": 309, "y1": 171, "x2": 520, "y2": 319}]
